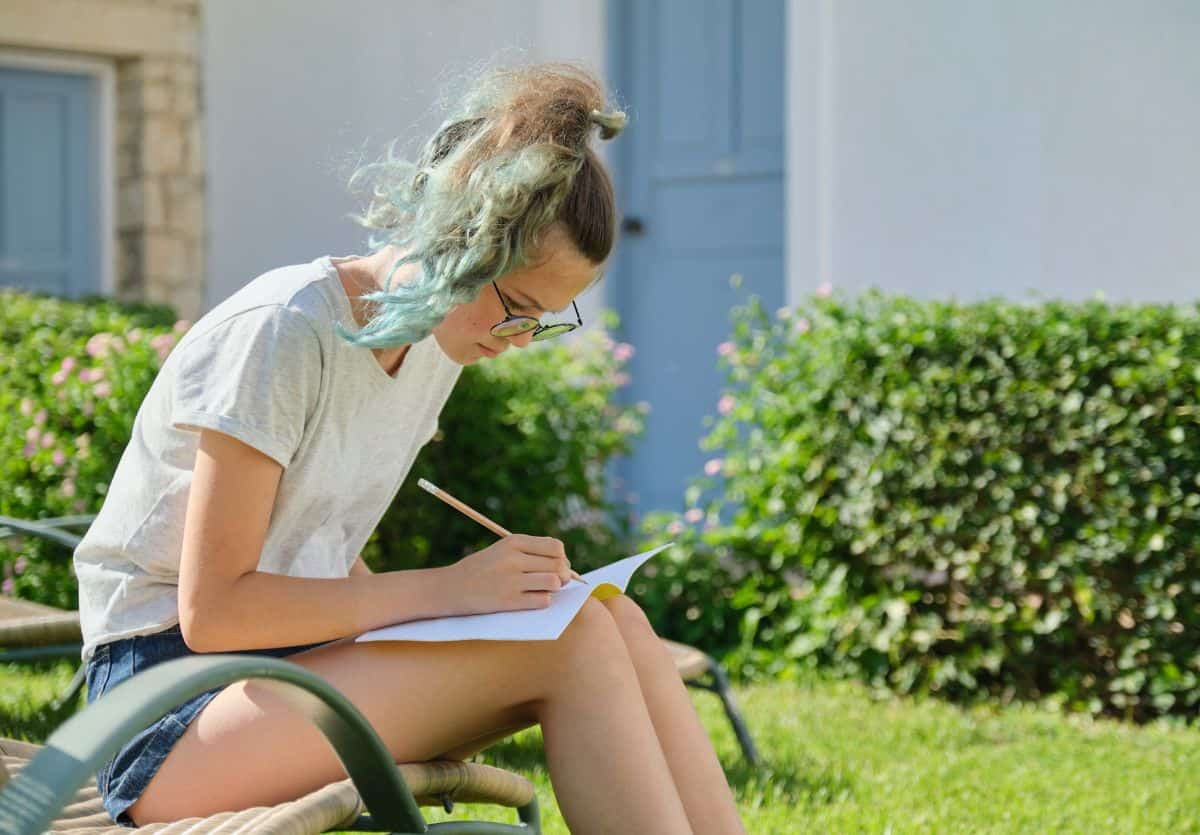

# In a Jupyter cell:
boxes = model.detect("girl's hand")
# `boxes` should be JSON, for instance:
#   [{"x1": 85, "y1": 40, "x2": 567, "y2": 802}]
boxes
[{"x1": 444, "y1": 534, "x2": 575, "y2": 616}]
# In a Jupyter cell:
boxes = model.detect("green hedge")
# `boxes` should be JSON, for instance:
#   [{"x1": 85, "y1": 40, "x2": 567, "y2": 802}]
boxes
[
  {"x1": 642, "y1": 288, "x2": 1200, "y2": 721},
  {"x1": 1, "y1": 288, "x2": 645, "y2": 609}
]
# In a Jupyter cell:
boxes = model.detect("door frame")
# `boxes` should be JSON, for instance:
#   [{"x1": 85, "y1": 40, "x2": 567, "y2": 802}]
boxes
[{"x1": 0, "y1": 47, "x2": 115, "y2": 297}]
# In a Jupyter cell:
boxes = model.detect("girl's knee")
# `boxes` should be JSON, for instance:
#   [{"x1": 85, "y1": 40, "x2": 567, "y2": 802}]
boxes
[
  {"x1": 599, "y1": 594, "x2": 656, "y2": 637},
  {"x1": 557, "y1": 596, "x2": 627, "y2": 653}
]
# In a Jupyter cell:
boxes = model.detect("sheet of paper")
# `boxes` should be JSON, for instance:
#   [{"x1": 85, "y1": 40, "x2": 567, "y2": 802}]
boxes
[{"x1": 355, "y1": 542, "x2": 674, "y2": 643}]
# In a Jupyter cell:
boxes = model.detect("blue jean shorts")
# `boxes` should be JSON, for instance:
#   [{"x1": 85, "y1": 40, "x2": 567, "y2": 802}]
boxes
[{"x1": 84, "y1": 624, "x2": 333, "y2": 827}]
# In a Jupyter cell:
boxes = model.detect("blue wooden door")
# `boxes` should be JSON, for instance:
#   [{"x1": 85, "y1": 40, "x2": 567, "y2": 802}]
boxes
[
  {"x1": 609, "y1": 0, "x2": 786, "y2": 514},
  {"x1": 0, "y1": 66, "x2": 99, "y2": 297}
]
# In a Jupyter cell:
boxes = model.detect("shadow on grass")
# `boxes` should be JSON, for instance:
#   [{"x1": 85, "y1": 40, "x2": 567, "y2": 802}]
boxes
[{"x1": 478, "y1": 726, "x2": 855, "y2": 810}]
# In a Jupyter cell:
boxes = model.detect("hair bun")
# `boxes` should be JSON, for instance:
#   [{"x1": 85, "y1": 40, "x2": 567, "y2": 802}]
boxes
[{"x1": 589, "y1": 108, "x2": 627, "y2": 140}]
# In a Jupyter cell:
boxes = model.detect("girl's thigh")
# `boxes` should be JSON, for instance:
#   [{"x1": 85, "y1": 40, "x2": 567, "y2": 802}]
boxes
[{"x1": 128, "y1": 600, "x2": 623, "y2": 824}]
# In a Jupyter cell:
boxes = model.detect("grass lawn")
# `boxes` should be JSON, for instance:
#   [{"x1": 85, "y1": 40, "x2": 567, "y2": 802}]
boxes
[{"x1": 3, "y1": 660, "x2": 1197, "y2": 833}]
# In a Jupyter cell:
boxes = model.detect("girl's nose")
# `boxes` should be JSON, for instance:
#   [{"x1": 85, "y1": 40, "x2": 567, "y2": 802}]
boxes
[{"x1": 506, "y1": 329, "x2": 536, "y2": 349}]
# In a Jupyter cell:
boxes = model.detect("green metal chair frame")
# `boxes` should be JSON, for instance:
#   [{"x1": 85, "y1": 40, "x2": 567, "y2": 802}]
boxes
[
  {"x1": 0, "y1": 653, "x2": 541, "y2": 834},
  {"x1": 0, "y1": 514, "x2": 96, "y2": 712}
]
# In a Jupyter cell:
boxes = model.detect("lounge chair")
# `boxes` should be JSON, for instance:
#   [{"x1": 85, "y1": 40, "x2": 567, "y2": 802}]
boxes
[
  {"x1": 0, "y1": 653, "x2": 542, "y2": 834},
  {"x1": 0, "y1": 513, "x2": 759, "y2": 765}
]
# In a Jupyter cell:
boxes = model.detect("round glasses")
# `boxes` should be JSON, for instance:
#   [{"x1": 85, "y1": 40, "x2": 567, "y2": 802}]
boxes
[{"x1": 490, "y1": 282, "x2": 583, "y2": 341}]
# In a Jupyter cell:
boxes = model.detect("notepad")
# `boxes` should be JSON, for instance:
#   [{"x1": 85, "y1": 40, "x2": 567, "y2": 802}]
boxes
[{"x1": 355, "y1": 542, "x2": 674, "y2": 643}]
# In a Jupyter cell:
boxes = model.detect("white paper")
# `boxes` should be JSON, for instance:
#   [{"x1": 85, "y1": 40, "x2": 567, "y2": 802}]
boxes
[{"x1": 355, "y1": 542, "x2": 674, "y2": 643}]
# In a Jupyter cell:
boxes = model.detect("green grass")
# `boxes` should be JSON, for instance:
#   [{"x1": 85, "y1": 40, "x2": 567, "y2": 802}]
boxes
[{"x1": 3, "y1": 660, "x2": 1198, "y2": 833}]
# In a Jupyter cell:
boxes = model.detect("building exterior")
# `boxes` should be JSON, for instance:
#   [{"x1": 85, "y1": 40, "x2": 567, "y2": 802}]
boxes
[
  {"x1": 0, "y1": 0, "x2": 206, "y2": 318},
  {"x1": 2, "y1": 0, "x2": 1198, "y2": 514}
]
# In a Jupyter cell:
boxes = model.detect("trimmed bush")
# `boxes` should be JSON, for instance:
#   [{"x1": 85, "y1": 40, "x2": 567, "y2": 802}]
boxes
[
  {"x1": 1, "y1": 289, "x2": 644, "y2": 609},
  {"x1": 642, "y1": 289, "x2": 1200, "y2": 721}
]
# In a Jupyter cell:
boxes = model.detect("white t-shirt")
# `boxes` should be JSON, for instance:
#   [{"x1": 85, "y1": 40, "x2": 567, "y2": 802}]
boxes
[{"x1": 73, "y1": 255, "x2": 463, "y2": 662}]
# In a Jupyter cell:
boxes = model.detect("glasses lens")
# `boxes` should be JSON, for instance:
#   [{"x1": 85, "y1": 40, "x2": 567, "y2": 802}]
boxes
[
  {"x1": 492, "y1": 318, "x2": 538, "y2": 338},
  {"x1": 531, "y1": 323, "x2": 578, "y2": 341}
]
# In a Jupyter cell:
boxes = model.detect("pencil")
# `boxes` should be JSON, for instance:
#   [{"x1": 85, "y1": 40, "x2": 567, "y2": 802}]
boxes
[{"x1": 417, "y1": 478, "x2": 589, "y2": 586}]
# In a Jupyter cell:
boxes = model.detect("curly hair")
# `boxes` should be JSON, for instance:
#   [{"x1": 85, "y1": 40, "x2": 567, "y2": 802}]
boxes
[{"x1": 334, "y1": 62, "x2": 627, "y2": 350}]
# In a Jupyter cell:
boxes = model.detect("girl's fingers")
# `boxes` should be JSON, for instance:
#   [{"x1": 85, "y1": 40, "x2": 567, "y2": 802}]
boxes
[{"x1": 521, "y1": 572, "x2": 566, "y2": 593}]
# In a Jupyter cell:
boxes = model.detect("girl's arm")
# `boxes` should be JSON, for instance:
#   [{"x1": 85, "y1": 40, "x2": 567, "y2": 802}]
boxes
[
  {"x1": 178, "y1": 428, "x2": 450, "y2": 652},
  {"x1": 349, "y1": 554, "x2": 373, "y2": 576}
]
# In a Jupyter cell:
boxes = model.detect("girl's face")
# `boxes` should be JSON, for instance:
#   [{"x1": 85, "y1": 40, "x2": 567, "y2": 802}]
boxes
[{"x1": 433, "y1": 225, "x2": 601, "y2": 364}]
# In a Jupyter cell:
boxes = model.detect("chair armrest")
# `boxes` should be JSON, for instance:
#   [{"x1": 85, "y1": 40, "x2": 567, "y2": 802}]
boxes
[
  {"x1": 0, "y1": 514, "x2": 95, "y2": 552},
  {"x1": 0, "y1": 654, "x2": 426, "y2": 835}
]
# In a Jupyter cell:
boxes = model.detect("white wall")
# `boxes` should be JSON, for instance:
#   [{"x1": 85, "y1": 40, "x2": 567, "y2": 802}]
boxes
[
  {"x1": 202, "y1": 0, "x2": 608, "y2": 317},
  {"x1": 787, "y1": 0, "x2": 1200, "y2": 305}
]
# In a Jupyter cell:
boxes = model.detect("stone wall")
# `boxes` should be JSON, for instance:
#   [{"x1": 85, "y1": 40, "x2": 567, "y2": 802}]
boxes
[{"x1": 0, "y1": 0, "x2": 206, "y2": 320}]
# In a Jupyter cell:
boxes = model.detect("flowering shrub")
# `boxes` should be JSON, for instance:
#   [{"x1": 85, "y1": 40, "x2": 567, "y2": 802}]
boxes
[
  {"x1": 1, "y1": 290, "x2": 644, "y2": 606},
  {"x1": 365, "y1": 314, "x2": 648, "y2": 574},
  {"x1": 640, "y1": 287, "x2": 1200, "y2": 721},
  {"x1": 1, "y1": 289, "x2": 182, "y2": 608}
]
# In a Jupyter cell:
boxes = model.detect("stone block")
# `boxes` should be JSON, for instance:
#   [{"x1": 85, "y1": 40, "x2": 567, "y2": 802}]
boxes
[
  {"x1": 143, "y1": 231, "x2": 190, "y2": 283},
  {"x1": 164, "y1": 176, "x2": 204, "y2": 235},
  {"x1": 143, "y1": 117, "x2": 185, "y2": 175}
]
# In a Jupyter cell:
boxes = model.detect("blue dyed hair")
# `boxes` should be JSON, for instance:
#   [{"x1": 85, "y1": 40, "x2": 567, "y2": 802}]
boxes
[{"x1": 335, "y1": 62, "x2": 627, "y2": 350}]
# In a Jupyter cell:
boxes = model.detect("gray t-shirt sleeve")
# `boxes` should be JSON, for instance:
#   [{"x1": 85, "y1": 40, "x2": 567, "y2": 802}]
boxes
[{"x1": 169, "y1": 305, "x2": 323, "y2": 468}]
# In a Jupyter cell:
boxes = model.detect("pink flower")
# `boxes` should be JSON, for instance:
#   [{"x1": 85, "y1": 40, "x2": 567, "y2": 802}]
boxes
[
  {"x1": 22, "y1": 442, "x2": 37, "y2": 459},
  {"x1": 19, "y1": 398, "x2": 34, "y2": 416},
  {"x1": 79, "y1": 368, "x2": 104, "y2": 383},
  {"x1": 612, "y1": 372, "x2": 631, "y2": 387},
  {"x1": 150, "y1": 333, "x2": 174, "y2": 350},
  {"x1": 684, "y1": 508, "x2": 704, "y2": 523},
  {"x1": 667, "y1": 520, "x2": 684, "y2": 535},
  {"x1": 52, "y1": 450, "x2": 66, "y2": 467},
  {"x1": 173, "y1": 319, "x2": 192, "y2": 333},
  {"x1": 816, "y1": 281, "x2": 833, "y2": 299},
  {"x1": 2, "y1": 577, "x2": 13, "y2": 596},
  {"x1": 613, "y1": 342, "x2": 635, "y2": 363},
  {"x1": 61, "y1": 478, "x2": 76, "y2": 498},
  {"x1": 25, "y1": 426, "x2": 39, "y2": 443},
  {"x1": 85, "y1": 334, "x2": 110, "y2": 358},
  {"x1": 51, "y1": 370, "x2": 69, "y2": 386},
  {"x1": 718, "y1": 395, "x2": 736, "y2": 416},
  {"x1": 795, "y1": 317, "x2": 811, "y2": 334},
  {"x1": 128, "y1": 328, "x2": 144, "y2": 343},
  {"x1": 40, "y1": 432, "x2": 56, "y2": 448},
  {"x1": 93, "y1": 381, "x2": 113, "y2": 398},
  {"x1": 34, "y1": 409, "x2": 47, "y2": 426},
  {"x1": 109, "y1": 337, "x2": 126, "y2": 354},
  {"x1": 60, "y1": 357, "x2": 77, "y2": 372},
  {"x1": 717, "y1": 341, "x2": 735, "y2": 357},
  {"x1": 705, "y1": 458, "x2": 724, "y2": 476},
  {"x1": 13, "y1": 557, "x2": 28, "y2": 575}
]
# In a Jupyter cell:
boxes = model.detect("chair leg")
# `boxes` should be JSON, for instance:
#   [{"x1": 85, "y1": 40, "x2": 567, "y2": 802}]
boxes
[{"x1": 684, "y1": 656, "x2": 762, "y2": 768}]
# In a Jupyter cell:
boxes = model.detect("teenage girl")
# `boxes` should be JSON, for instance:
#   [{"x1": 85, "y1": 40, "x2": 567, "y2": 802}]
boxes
[{"x1": 74, "y1": 63, "x2": 746, "y2": 835}]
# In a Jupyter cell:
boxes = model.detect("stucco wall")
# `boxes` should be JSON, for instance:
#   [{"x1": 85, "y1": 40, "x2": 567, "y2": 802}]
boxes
[
  {"x1": 202, "y1": 0, "x2": 609, "y2": 319},
  {"x1": 787, "y1": 0, "x2": 1200, "y2": 305}
]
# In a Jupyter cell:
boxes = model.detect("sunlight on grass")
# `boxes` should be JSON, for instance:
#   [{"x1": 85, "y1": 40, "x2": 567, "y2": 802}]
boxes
[{"x1": 3, "y1": 662, "x2": 1198, "y2": 833}]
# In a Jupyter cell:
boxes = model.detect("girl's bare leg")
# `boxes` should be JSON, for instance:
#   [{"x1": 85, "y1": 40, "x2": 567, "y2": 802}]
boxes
[
  {"x1": 127, "y1": 597, "x2": 691, "y2": 835},
  {"x1": 438, "y1": 595, "x2": 746, "y2": 835},
  {"x1": 598, "y1": 596, "x2": 747, "y2": 835}
]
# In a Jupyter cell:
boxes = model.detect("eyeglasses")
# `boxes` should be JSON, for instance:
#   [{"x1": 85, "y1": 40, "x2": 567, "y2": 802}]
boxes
[{"x1": 490, "y1": 282, "x2": 583, "y2": 341}]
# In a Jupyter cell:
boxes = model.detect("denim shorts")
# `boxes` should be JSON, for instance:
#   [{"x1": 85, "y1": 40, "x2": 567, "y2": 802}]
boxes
[{"x1": 84, "y1": 624, "x2": 333, "y2": 827}]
